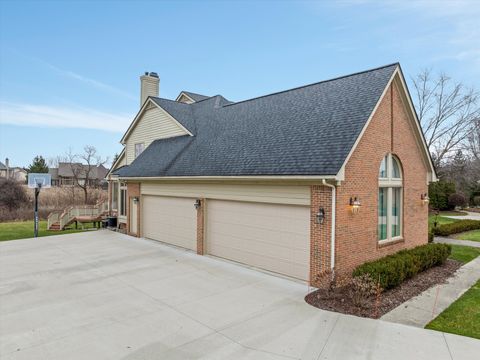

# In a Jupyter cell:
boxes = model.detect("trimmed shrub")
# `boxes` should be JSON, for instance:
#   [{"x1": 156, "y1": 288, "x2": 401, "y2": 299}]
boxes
[
  {"x1": 432, "y1": 220, "x2": 480, "y2": 237},
  {"x1": 352, "y1": 243, "x2": 451, "y2": 291},
  {"x1": 448, "y1": 193, "x2": 467, "y2": 209}
]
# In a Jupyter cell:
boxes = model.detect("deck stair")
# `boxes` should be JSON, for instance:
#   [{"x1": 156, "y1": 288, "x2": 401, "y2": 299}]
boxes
[{"x1": 47, "y1": 201, "x2": 108, "y2": 231}]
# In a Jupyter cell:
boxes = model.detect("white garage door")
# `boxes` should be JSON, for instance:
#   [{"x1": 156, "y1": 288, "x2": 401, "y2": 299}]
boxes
[
  {"x1": 206, "y1": 200, "x2": 310, "y2": 281},
  {"x1": 142, "y1": 196, "x2": 197, "y2": 251}
]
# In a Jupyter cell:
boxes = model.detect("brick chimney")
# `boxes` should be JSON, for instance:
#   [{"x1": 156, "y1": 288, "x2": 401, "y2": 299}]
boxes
[{"x1": 140, "y1": 72, "x2": 159, "y2": 107}]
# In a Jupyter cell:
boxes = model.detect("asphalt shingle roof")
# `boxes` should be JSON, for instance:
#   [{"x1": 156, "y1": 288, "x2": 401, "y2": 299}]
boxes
[{"x1": 116, "y1": 64, "x2": 398, "y2": 178}]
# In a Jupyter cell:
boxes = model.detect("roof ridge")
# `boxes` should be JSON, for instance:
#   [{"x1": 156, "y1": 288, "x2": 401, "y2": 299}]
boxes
[
  {"x1": 182, "y1": 91, "x2": 209, "y2": 97},
  {"x1": 223, "y1": 62, "x2": 399, "y2": 108}
]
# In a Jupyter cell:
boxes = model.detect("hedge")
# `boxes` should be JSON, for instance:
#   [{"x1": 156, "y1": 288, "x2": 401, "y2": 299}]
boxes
[
  {"x1": 432, "y1": 220, "x2": 480, "y2": 237},
  {"x1": 352, "y1": 243, "x2": 451, "y2": 290}
]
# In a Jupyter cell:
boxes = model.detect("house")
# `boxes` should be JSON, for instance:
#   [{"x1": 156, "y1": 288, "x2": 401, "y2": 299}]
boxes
[
  {"x1": 50, "y1": 162, "x2": 108, "y2": 187},
  {"x1": 0, "y1": 158, "x2": 27, "y2": 182},
  {"x1": 107, "y1": 64, "x2": 436, "y2": 286}
]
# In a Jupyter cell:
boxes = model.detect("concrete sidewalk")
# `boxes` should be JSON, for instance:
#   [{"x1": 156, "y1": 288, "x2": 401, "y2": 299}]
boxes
[
  {"x1": 1, "y1": 231, "x2": 479, "y2": 359},
  {"x1": 381, "y1": 256, "x2": 480, "y2": 328},
  {"x1": 435, "y1": 236, "x2": 480, "y2": 248},
  {"x1": 442, "y1": 211, "x2": 480, "y2": 221}
]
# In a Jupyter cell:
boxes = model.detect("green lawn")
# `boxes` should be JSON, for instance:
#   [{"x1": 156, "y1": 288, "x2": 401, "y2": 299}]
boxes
[
  {"x1": 449, "y1": 245, "x2": 480, "y2": 264},
  {"x1": 0, "y1": 221, "x2": 95, "y2": 241},
  {"x1": 426, "y1": 279, "x2": 480, "y2": 339},
  {"x1": 428, "y1": 215, "x2": 458, "y2": 230},
  {"x1": 454, "y1": 229, "x2": 480, "y2": 242}
]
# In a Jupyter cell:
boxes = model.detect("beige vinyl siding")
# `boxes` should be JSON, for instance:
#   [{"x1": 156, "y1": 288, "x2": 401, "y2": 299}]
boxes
[
  {"x1": 141, "y1": 183, "x2": 310, "y2": 206},
  {"x1": 125, "y1": 107, "x2": 188, "y2": 164},
  {"x1": 206, "y1": 200, "x2": 310, "y2": 281},
  {"x1": 116, "y1": 151, "x2": 126, "y2": 168}
]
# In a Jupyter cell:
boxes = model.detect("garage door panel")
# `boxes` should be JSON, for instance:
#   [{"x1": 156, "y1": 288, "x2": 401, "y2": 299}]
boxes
[
  {"x1": 210, "y1": 244, "x2": 308, "y2": 280},
  {"x1": 208, "y1": 225, "x2": 308, "y2": 253},
  {"x1": 207, "y1": 200, "x2": 310, "y2": 281},
  {"x1": 142, "y1": 196, "x2": 196, "y2": 251}
]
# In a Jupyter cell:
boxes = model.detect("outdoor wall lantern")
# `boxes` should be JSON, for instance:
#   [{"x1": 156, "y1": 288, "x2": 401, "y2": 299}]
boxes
[
  {"x1": 315, "y1": 207, "x2": 325, "y2": 224},
  {"x1": 420, "y1": 193, "x2": 430, "y2": 206},
  {"x1": 194, "y1": 199, "x2": 202, "y2": 210},
  {"x1": 349, "y1": 197, "x2": 361, "y2": 214},
  {"x1": 133, "y1": 197, "x2": 139, "y2": 204}
]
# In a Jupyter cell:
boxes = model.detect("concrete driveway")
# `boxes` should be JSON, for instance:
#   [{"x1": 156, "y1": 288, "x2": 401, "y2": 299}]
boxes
[{"x1": 1, "y1": 231, "x2": 478, "y2": 359}]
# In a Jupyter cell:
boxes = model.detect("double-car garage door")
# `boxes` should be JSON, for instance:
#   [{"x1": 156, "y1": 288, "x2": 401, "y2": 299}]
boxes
[{"x1": 142, "y1": 196, "x2": 310, "y2": 281}]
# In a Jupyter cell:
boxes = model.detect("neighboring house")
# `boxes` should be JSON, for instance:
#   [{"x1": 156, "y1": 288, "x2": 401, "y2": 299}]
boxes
[
  {"x1": 107, "y1": 64, "x2": 436, "y2": 286},
  {"x1": 50, "y1": 162, "x2": 108, "y2": 187},
  {"x1": 0, "y1": 158, "x2": 27, "y2": 182}
]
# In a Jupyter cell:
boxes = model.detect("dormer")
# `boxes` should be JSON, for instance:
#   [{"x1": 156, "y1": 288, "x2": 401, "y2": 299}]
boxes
[{"x1": 175, "y1": 91, "x2": 210, "y2": 104}]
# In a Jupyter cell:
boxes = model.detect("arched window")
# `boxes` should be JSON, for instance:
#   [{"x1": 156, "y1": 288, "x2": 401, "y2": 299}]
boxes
[{"x1": 378, "y1": 154, "x2": 403, "y2": 241}]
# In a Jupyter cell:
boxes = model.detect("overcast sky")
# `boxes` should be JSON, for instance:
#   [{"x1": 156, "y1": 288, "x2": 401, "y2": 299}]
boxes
[{"x1": 1, "y1": 0, "x2": 479, "y2": 167}]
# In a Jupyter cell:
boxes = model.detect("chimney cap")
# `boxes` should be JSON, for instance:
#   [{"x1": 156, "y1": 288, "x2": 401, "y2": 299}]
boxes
[{"x1": 149, "y1": 72, "x2": 159, "y2": 78}]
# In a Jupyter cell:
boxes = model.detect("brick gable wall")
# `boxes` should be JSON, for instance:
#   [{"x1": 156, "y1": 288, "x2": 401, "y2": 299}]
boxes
[{"x1": 334, "y1": 81, "x2": 429, "y2": 275}]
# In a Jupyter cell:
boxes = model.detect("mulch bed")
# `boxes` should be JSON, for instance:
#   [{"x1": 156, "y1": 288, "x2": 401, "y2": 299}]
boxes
[{"x1": 305, "y1": 259, "x2": 462, "y2": 319}]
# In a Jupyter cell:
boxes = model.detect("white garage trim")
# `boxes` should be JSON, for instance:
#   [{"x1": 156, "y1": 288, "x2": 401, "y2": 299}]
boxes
[
  {"x1": 206, "y1": 200, "x2": 310, "y2": 281},
  {"x1": 142, "y1": 195, "x2": 197, "y2": 251}
]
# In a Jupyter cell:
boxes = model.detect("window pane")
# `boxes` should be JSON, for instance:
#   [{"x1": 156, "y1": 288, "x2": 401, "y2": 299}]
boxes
[
  {"x1": 112, "y1": 182, "x2": 118, "y2": 210},
  {"x1": 135, "y1": 143, "x2": 145, "y2": 158},
  {"x1": 379, "y1": 156, "x2": 388, "y2": 178},
  {"x1": 378, "y1": 187, "x2": 388, "y2": 240},
  {"x1": 392, "y1": 157, "x2": 401, "y2": 179},
  {"x1": 120, "y1": 189, "x2": 126, "y2": 216},
  {"x1": 392, "y1": 188, "x2": 401, "y2": 237}
]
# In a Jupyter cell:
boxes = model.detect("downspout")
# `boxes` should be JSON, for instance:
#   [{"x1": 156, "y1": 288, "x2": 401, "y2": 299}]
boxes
[{"x1": 322, "y1": 179, "x2": 336, "y2": 273}]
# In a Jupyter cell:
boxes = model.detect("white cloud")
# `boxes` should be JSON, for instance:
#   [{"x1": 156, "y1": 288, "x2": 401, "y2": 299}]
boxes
[
  {"x1": 43, "y1": 63, "x2": 137, "y2": 101},
  {"x1": 0, "y1": 101, "x2": 131, "y2": 132}
]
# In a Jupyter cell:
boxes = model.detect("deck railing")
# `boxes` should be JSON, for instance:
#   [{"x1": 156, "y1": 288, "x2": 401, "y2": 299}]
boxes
[
  {"x1": 47, "y1": 211, "x2": 61, "y2": 229},
  {"x1": 48, "y1": 201, "x2": 108, "y2": 230}
]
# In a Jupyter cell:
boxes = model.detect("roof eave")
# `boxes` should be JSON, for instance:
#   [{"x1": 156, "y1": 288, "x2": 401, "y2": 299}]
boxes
[{"x1": 117, "y1": 174, "x2": 339, "y2": 183}]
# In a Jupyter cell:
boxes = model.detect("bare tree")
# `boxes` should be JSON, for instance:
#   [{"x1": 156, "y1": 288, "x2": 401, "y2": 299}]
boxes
[
  {"x1": 67, "y1": 146, "x2": 108, "y2": 204},
  {"x1": 412, "y1": 69, "x2": 480, "y2": 168},
  {"x1": 468, "y1": 119, "x2": 480, "y2": 161}
]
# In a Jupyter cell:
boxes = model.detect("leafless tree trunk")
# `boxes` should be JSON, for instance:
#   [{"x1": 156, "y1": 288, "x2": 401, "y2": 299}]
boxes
[
  {"x1": 67, "y1": 146, "x2": 107, "y2": 204},
  {"x1": 412, "y1": 69, "x2": 479, "y2": 168},
  {"x1": 468, "y1": 119, "x2": 480, "y2": 161}
]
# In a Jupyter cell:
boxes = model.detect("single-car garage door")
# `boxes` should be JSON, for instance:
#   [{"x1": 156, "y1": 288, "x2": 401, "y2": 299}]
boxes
[
  {"x1": 206, "y1": 200, "x2": 310, "y2": 281},
  {"x1": 142, "y1": 196, "x2": 197, "y2": 251}
]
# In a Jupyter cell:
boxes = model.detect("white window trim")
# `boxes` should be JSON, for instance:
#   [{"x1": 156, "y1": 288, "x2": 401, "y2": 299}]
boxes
[{"x1": 379, "y1": 154, "x2": 403, "y2": 243}]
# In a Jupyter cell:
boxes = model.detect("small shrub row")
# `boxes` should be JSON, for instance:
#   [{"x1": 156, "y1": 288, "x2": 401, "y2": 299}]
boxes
[
  {"x1": 432, "y1": 220, "x2": 480, "y2": 237},
  {"x1": 352, "y1": 243, "x2": 451, "y2": 291}
]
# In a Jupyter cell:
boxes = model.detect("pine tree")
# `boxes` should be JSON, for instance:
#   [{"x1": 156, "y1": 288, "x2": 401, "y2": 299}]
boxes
[{"x1": 27, "y1": 155, "x2": 49, "y2": 173}]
